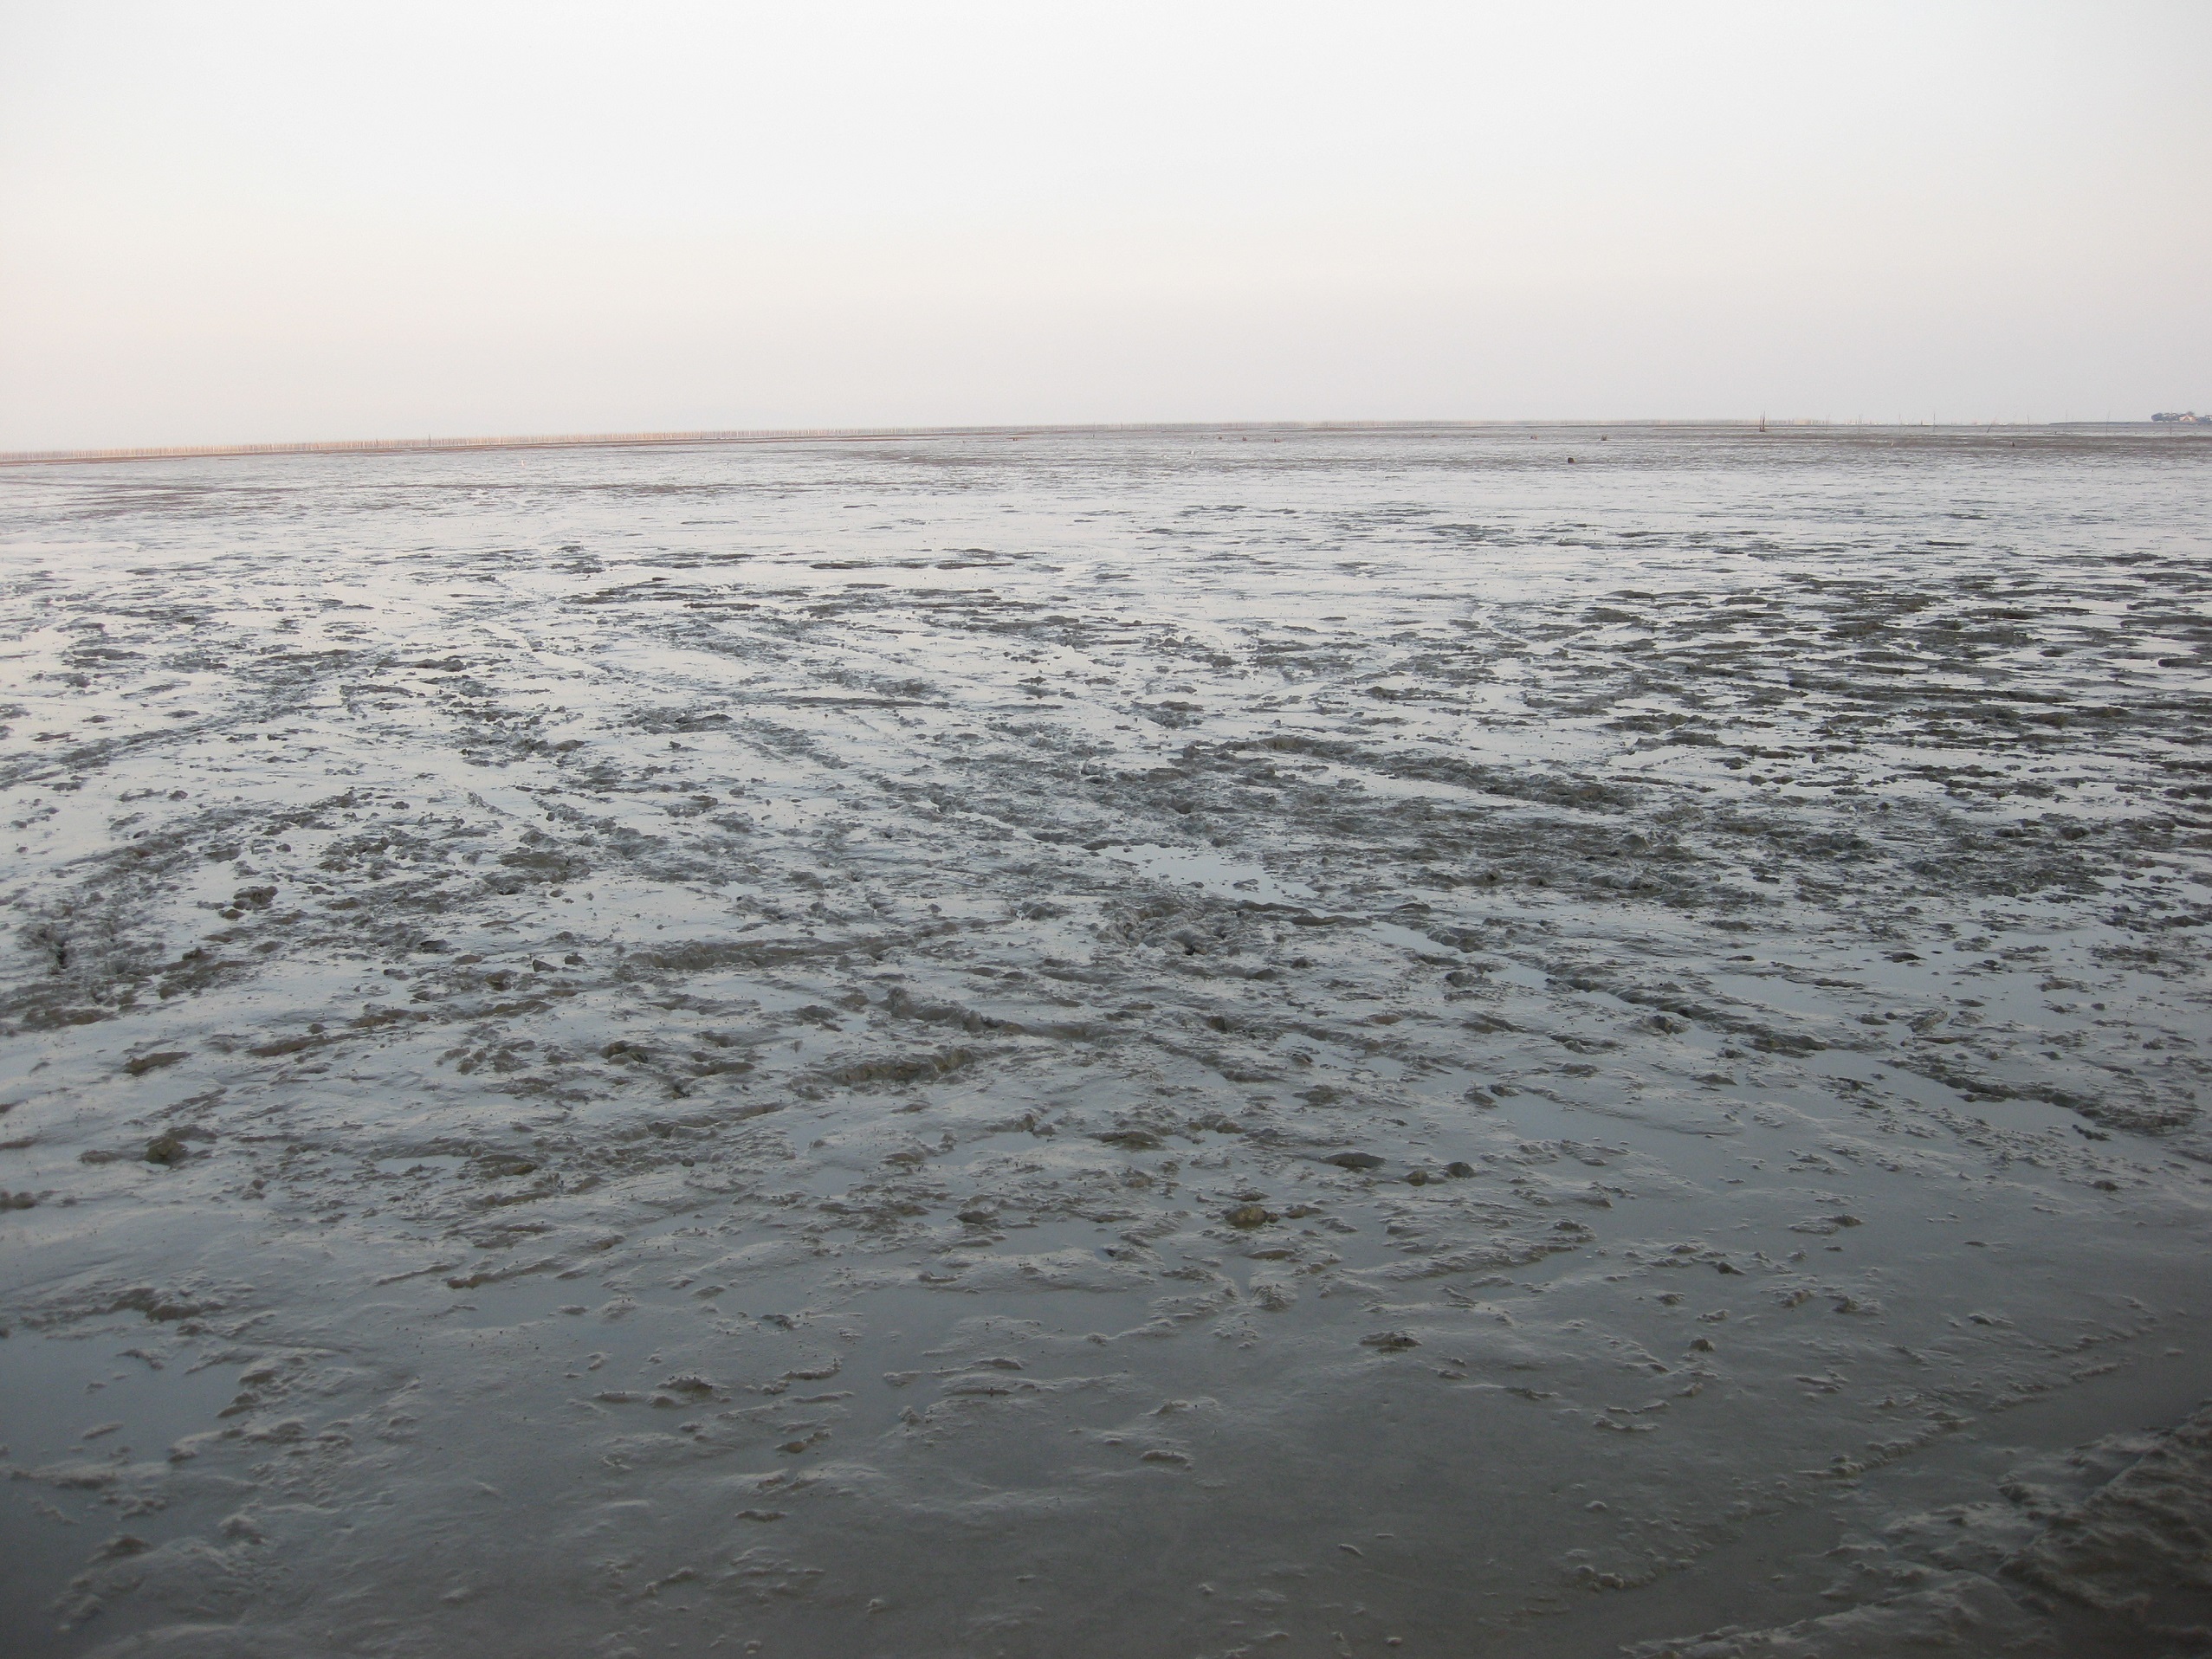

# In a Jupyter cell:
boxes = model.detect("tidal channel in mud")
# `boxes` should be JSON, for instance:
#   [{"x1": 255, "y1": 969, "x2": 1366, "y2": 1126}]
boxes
[{"x1": 1, "y1": 424, "x2": 2208, "y2": 1657}]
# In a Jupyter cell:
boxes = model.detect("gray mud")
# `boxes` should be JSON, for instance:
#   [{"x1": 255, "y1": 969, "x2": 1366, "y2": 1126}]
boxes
[{"x1": 0, "y1": 424, "x2": 2207, "y2": 1657}]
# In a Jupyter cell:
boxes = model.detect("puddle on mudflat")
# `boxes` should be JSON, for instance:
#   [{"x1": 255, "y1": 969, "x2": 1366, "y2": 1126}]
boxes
[
  {"x1": 1090, "y1": 842, "x2": 1316, "y2": 906},
  {"x1": 0, "y1": 1333, "x2": 244, "y2": 1473}
]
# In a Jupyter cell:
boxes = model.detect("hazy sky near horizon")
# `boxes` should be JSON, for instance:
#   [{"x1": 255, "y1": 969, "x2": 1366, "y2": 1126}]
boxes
[{"x1": 3, "y1": 1, "x2": 2208, "y2": 448}]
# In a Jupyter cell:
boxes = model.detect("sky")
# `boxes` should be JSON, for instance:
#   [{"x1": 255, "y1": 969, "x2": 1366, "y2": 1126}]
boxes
[{"x1": 3, "y1": 1, "x2": 2208, "y2": 449}]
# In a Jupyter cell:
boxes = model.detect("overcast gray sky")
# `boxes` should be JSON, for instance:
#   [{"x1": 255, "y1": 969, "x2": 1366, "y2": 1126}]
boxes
[{"x1": 3, "y1": 1, "x2": 2207, "y2": 449}]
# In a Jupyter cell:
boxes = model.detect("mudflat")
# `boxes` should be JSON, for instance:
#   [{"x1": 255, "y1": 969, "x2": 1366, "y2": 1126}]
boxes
[{"x1": 1, "y1": 424, "x2": 2207, "y2": 1657}]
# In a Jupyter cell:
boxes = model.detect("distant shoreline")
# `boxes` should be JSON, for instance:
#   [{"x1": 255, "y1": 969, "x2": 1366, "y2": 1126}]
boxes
[{"x1": 2, "y1": 417, "x2": 2202, "y2": 469}]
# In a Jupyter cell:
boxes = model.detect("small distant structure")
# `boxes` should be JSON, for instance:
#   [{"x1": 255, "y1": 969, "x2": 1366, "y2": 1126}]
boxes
[{"x1": 2151, "y1": 410, "x2": 2209, "y2": 423}]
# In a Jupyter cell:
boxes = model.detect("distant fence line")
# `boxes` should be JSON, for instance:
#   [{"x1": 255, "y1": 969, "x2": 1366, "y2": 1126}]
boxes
[{"x1": 0, "y1": 418, "x2": 1807, "y2": 469}]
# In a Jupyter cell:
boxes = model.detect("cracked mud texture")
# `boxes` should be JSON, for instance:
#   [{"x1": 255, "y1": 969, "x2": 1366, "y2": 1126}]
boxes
[{"x1": 0, "y1": 423, "x2": 2208, "y2": 1658}]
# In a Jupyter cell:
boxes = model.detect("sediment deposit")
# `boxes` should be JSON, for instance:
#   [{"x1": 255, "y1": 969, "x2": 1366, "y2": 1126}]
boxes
[{"x1": 2, "y1": 426, "x2": 2207, "y2": 1656}]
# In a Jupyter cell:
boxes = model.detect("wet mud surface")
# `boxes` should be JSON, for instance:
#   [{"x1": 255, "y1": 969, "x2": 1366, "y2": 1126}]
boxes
[{"x1": 0, "y1": 425, "x2": 2208, "y2": 1656}]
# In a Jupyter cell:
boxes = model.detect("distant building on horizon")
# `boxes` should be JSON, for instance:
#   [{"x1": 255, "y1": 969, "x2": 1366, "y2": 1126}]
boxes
[{"x1": 2151, "y1": 410, "x2": 2209, "y2": 423}]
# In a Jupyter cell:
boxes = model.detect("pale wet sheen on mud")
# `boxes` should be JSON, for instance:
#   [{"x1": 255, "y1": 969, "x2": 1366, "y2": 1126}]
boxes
[{"x1": 0, "y1": 426, "x2": 2208, "y2": 1658}]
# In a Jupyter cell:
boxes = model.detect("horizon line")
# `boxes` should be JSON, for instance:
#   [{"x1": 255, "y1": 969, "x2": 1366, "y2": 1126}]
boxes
[{"x1": 0, "y1": 416, "x2": 2185, "y2": 468}]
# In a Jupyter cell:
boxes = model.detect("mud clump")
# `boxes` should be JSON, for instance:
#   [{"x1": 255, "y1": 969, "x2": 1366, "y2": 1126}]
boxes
[{"x1": 1096, "y1": 1128, "x2": 1164, "y2": 1151}]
